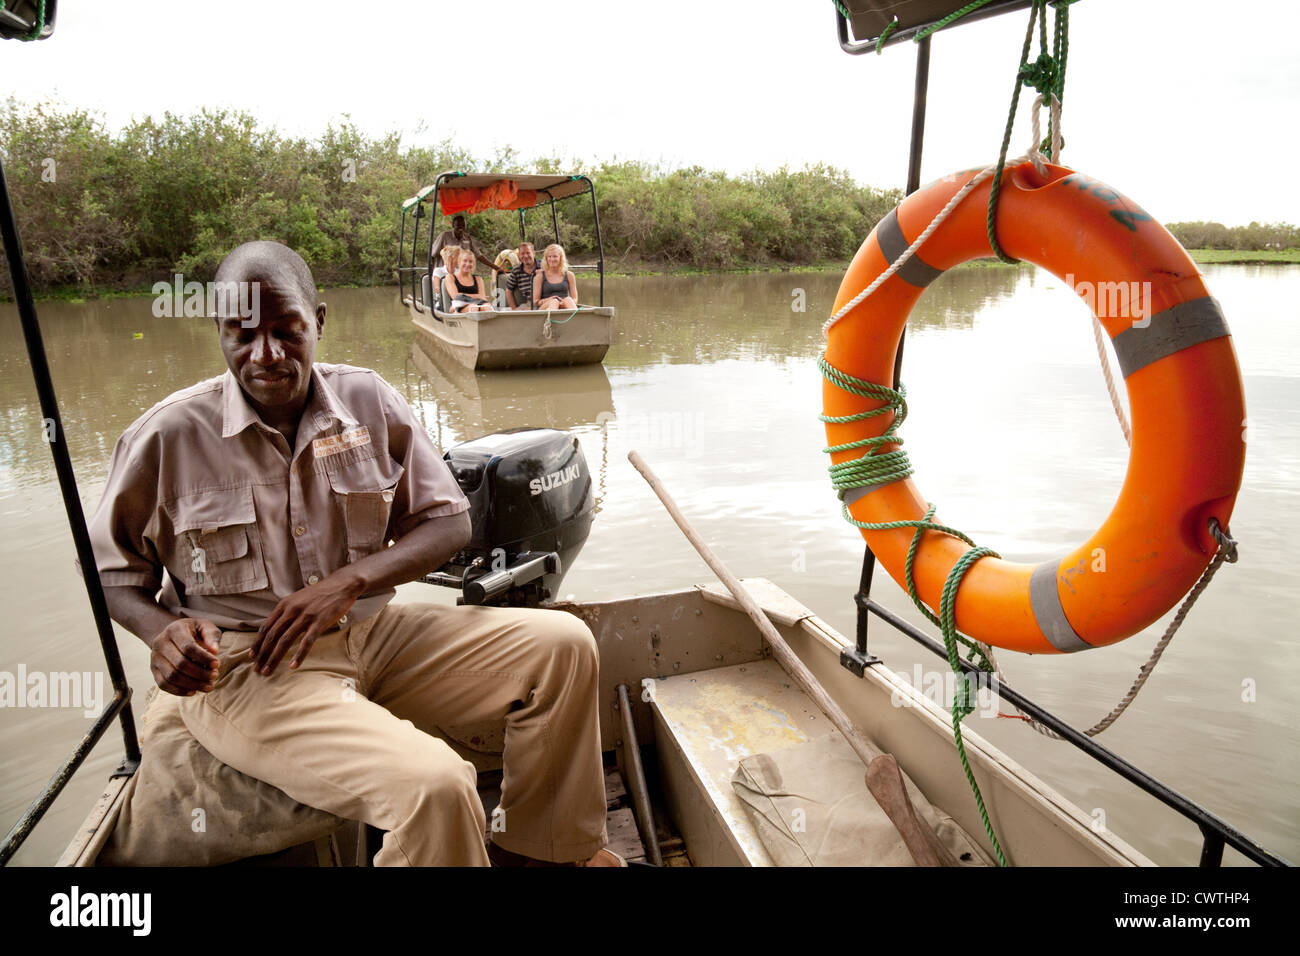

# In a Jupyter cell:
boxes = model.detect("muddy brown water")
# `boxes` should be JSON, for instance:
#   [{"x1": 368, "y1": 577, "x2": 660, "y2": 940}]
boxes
[{"x1": 2, "y1": 266, "x2": 1297, "y2": 865}]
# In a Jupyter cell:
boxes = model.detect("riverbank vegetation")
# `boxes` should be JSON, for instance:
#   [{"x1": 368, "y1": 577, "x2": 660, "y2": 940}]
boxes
[
  {"x1": 0, "y1": 102, "x2": 900, "y2": 295},
  {"x1": 2, "y1": 101, "x2": 1296, "y2": 297}
]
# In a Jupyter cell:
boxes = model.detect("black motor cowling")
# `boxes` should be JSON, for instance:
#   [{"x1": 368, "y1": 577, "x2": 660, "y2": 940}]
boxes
[{"x1": 429, "y1": 428, "x2": 593, "y2": 606}]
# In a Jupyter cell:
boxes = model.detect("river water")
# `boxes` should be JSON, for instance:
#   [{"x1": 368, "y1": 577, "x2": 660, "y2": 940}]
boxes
[{"x1": 1, "y1": 266, "x2": 1297, "y2": 866}]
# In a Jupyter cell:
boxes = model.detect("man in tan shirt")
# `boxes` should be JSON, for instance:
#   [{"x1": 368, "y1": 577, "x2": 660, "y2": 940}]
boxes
[
  {"x1": 89, "y1": 240, "x2": 618, "y2": 866},
  {"x1": 428, "y1": 214, "x2": 499, "y2": 276}
]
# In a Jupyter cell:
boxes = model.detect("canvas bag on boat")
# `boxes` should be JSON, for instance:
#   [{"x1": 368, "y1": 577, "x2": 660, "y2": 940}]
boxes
[
  {"x1": 95, "y1": 686, "x2": 344, "y2": 866},
  {"x1": 731, "y1": 733, "x2": 993, "y2": 866}
]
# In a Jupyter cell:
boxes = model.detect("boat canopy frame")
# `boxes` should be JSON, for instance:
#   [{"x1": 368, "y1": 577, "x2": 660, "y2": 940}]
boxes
[
  {"x1": 397, "y1": 170, "x2": 607, "y2": 309},
  {"x1": 834, "y1": 0, "x2": 1034, "y2": 54},
  {"x1": 827, "y1": 0, "x2": 1290, "y2": 868}
]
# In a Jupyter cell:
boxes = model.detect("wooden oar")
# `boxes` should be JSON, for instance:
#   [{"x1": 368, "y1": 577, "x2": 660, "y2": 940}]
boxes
[{"x1": 629, "y1": 450, "x2": 957, "y2": 868}]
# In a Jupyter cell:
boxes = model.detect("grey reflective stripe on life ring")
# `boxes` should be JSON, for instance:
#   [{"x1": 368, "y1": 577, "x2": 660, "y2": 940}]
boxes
[
  {"x1": 1111, "y1": 296, "x2": 1230, "y2": 379},
  {"x1": 842, "y1": 485, "x2": 872, "y2": 507},
  {"x1": 876, "y1": 208, "x2": 944, "y2": 288},
  {"x1": 1029, "y1": 561, "x2": 1093, "y2": 653}
]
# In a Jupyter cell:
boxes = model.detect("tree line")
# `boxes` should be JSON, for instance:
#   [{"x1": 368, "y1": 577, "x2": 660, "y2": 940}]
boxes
[
  {"x1": 0, "y1": 101, "x2": 901, "y2": 294},
  {"x1": 1163, "y1": 220, "x2": 1299, "y2": 253},
  {"x1": 2, "y1": 101, "x2": 1294, "y2": 295}
]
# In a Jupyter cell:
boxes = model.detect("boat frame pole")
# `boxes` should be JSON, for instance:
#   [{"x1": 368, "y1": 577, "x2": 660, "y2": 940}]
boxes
[
  {"x1": 582, "y1": 176, "x2": 606, "y2": 307},
  {"x1": 843, "y1": 33, "x2": 931, "y2": 676}
]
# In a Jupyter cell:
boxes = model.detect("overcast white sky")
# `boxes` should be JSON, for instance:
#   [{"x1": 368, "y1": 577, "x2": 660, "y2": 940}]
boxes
[{"x1": 6, "y1": 0, "x2": 1299, "y2": 226}]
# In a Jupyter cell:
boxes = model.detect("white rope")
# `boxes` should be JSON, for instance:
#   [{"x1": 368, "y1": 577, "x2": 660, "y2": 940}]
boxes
[
  {"x1": 1026, "y1": 92, "x2": 1062, "y2": 178},
  {"x1": 1031, "y1": 91, "x2": 1135, "y2": 448},
  {"x1": 1090, "y1": 314, "x2": 1132, "y2": 444},
  {"x1": 988, "y1": 526, "x2": 1238, "y2": 738},
  {"x1": 979, "y1": 90, "x2": 1220, "y2": 736},
  {"x1": 822, "y1": 94, "x2": 1061, "y2": 339},
  {"x1": 822, "y1": 165, "x2": 995, "y2": 337}
]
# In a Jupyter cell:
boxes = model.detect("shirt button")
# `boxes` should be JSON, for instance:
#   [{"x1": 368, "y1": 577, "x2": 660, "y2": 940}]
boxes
[
  {"x1": 307, "y1": 574, "x2": 320, "y2": 585},
  {"x1": 294, "y1": 525, "x2": 306, "y2": 537},
  {"x1": 338, "y1": 615, "x2": 349, "y2": 628}
]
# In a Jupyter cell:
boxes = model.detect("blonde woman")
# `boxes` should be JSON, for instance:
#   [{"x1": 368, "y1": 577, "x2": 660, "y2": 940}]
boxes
[
  {"x1": 431, "y1": 243, "x2": 460, "y2": 282},
  {"x1": 442, "y1": 247, "x2": 492, "y2": 313},
  {"x1": 532, "y1": 243, "x2": 577, "y2": 310}
]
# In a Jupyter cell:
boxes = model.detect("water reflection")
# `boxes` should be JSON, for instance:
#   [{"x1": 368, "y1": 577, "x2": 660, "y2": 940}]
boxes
[
  {"x1": 914, "y1": 265, "x2": 1025, "y2": 331},
  {"x1": 402, "y1": 335, "x2": 615, "y2": 440}
]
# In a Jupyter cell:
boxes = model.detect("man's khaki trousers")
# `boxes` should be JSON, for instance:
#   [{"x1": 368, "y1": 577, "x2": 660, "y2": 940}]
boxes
[{"x1": 178, "y1": 601, "x2": 608, "y2": 866}]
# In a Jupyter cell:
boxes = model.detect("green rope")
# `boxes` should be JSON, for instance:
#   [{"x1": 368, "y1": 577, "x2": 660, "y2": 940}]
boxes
[
  {"x1": 830, "y1": 1, "x2": 898, "y2": 52},
  {"x1": 546, "y1": 309, "x2": 580, "y2": 325},
  {"x1": 0, "y1": 0, "x2": 47, "y2": 40},
  {"x1": 820, "y1": 353, "x2": 1007, "y2": 865},
  {"x1": 875, "y1": 18, "x2": 898, "y2": 53},
  {"x1": 1051, "y1": 1, "x2": 1073, "y2": 155},
  {"x1": 987, "y1": 0, "x2": 1078, "y2": 261},
  {"x1": 912, "y1": 0, "x2": 999, "y2": 42},
  {"x1": 986, "y1": 1, "x2": 1040, "y2": 264},
  {"x1": 1018, "y1": 52, "x2": 1059, "y2": 97},
  {"x1": 839, "y1": 0, "x2": 1033, "y2": 54}
]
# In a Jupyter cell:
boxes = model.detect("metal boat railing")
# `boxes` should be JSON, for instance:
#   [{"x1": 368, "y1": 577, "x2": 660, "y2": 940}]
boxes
[
  {"x1": 0, "y1": 154, "x2": 141, "y2": 868},
  {"x1": 843, "y1": 597, "x2": 1289, "y2": 867}
]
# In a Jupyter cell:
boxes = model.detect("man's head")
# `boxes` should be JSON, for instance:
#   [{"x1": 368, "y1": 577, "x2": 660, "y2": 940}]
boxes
[
  {"x1": 452, "y1": 215, "x2": 467, "y2": 238},
  {"x1": 213, "y1": 241, "x2": 325, "y2": 416},
  {"x1": 517, "y1": 241, "x2": 535, "y2": 270}
]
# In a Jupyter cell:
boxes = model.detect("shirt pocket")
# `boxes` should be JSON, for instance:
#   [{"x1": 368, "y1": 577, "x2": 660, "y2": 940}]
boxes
[
  {"x1": 165, "y1": 487, "x2": 269, "y2": 597},
  {"x1": 328, "y1": 462, "x2": 405, "y2": 563}
]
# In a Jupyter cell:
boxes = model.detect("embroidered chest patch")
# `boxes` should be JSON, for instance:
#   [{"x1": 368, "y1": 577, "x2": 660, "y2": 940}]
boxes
[{"x1": 313, "y1": 425, "x2": 372, "y2": 459}]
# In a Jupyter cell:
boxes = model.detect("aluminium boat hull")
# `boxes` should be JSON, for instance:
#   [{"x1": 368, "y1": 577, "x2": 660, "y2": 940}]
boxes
[{"x1": 406, "y1": 296, "x2": 613, "y2": 370}]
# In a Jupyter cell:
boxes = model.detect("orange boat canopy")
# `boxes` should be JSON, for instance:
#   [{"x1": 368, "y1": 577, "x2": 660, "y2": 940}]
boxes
[{"x1": 402, "y1": 173, "x2": 593, "y2": 217}]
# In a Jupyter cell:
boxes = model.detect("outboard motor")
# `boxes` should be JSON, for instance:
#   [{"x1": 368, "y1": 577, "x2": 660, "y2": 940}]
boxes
[{"x1": 425, "y1": 428, "x2": 593, "y2": 607}]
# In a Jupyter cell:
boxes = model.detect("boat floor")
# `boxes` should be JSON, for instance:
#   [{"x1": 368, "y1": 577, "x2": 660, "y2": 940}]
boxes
[{"x1": 473, "y1": 765, "x2": 682, "y2": 866}]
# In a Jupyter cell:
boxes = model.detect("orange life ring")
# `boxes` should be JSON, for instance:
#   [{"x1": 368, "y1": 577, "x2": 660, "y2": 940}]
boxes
[{"x1": 823, "y1": 162, "x2": 1245, "y2": 654}]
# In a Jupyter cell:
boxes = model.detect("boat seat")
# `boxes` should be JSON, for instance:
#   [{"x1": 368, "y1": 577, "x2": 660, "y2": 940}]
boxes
[
  {"x1": 421, "y1": 272, "x2": 433, "y2": 309},
  {"x1": 647, "y1": 659, "x2": 990, "y2": 866},
  {"x1": 425, "y1": 271, "x2": 453, "y2": 313},
  {"x1": 88, "y1": 686, "x2": 345, "y2": 866}
]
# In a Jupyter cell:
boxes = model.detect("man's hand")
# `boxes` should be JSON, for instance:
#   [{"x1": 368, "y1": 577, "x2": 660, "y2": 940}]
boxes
[
  {"x1": 149, "y1": 618, "x2": 221, "y2": 697},
  {"x1": 252, "y1": 571, "x2": 365, "y2": 676}
]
